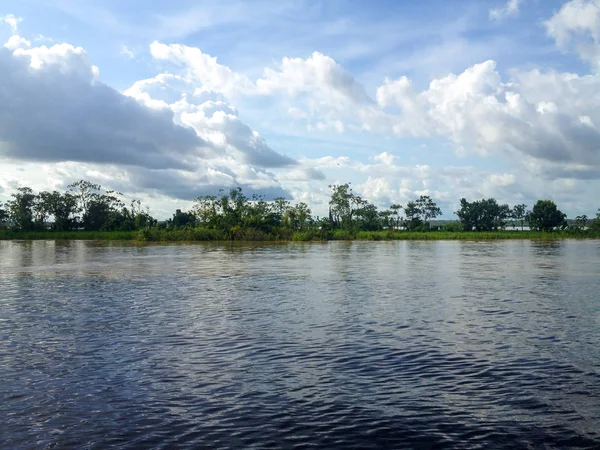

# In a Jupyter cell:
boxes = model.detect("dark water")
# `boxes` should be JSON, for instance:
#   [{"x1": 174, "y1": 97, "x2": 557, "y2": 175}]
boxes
[{"x1": 1, "y1": 240, "x2": 600, "y2": 449}]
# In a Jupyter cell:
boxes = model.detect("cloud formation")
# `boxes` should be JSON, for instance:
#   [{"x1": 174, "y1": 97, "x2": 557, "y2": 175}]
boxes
[
  {"x1": 1, "y1": 1, "x2": 600, "y2": 218},
  {"x1": 545, "y1": 0, "x2": 600, "y2": 69},
  {"x1": 0, "y1": 43, "x2": 206, "y2": 170},
  {"x1": 0, "y1": 14, "x2": 22, "y2": 32}
]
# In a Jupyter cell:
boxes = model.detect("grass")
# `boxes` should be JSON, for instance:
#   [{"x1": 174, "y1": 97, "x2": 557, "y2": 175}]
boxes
[
  {"x1": 1, "y1": 228, "x2": 599, "y2": 242},
  {"x1": 0, "y1": 230, "x2": 137, "y2": 240}
]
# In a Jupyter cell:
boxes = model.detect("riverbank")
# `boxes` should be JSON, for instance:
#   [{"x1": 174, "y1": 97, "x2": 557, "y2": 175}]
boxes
[{"x1": 1, "y1": 229, "x2": 599, "y2": 241}]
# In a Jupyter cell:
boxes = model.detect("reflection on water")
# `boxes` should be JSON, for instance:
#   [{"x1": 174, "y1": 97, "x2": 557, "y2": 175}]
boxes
[{"x1": 1, "y1": 239, "x2": 600, "y2": 449}]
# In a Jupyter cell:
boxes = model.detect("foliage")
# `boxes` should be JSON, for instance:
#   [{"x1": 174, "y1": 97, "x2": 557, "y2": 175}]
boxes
[
  {"x1": 0, "y1": 204, "x2": 9, "y2": 229},
  {"x1": 7, "y1": 187, "x2": 37, "y2": 231},
  {"x1": 511, "y1": 204, "x2": 528, "y2": 230},
  {"x1": 442, "y1": 221, "x2": 463, "y2": 232},
  {"x1": 527, "y1": 200, "x2": 567, "y2": 232},
  {"x1": 455, "y1": 198, "x2": 511, "y2": 232},
  {"x1": 1, "y1": 181, "x2": 598, "y2": 242},
  {"x1": 588, "y1": 210, "x2": 600, "y2": 232}
]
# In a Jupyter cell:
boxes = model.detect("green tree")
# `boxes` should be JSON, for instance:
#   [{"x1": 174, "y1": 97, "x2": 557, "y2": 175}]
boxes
[
  {"x1": 511, "y1": 204, "x2": 527, "y2": 231},
  {"x1": 328, "y1": 183, "x2": 365, "y2": 230},
  {"x1": 415, "y1": 195, "x2": 442, "y2": 228},
  {"x1": 34, "y1": 191, "x2": 55, "y2": 230},
  {"x1": 282, "y1": 202, "x2": 312, "y2": 231},
  {"x1": 355, "y1": 202, "x2": 380, "y2": 231},
  {"x1": 7, "y1": 187, "x2": 36, "y2": 231},
  {"x1": 68, "y1": 180, "x2": 102, "y2": 222},
  {"x1": 527, "y1": 200, "x2": 567, "y2": 231},
  {"x1": 0, "y1": 204, "x2": 8, "y2": 228},
  {"x1": 589, "y1": 209, "x2": 600, "y2": 232},
  {"x1": 40, "y1": 191, "x2": 78, "y2": 231},
  {"x1": 194, "y1": 195, "x2": 221, "y2": 228},
  {"x1": 455, "y1": 198, "x2": 511, "y2": 231},
  {"x1": 389, "y1": 204, "x2": 403, "y2": 229},
  {"x1": 170, "y1": 209, "x2": 197, "y2": 228},
  {"x1": 404, "y1": 201, "x2": 421, "y2": 231},
  {"x1": 574, "y1": 215, "x2": 588, "y2": 231}
]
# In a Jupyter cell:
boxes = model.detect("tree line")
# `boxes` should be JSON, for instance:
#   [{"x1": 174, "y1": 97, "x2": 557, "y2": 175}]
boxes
[{"x1": 1, "y1": 181, "x2": 599, "y2": 236}]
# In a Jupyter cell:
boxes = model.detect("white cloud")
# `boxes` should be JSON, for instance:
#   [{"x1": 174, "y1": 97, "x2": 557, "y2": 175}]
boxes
[
  {"x1": 0, "y1": 14, "x2": 22, "y2": 33},
  {"x1": 4, "y1": 35, "x2": 31, "y2": 51},
  {"x1": 0, "y1": 42, "x2": 207, "y2": 170},
  {"x1": 2, "y1": 9, "x2": 600, "y2": 218},
  {"x1": 150, "y1": 41, "x2": 254, "y2": 96},
  {"x1": 544, "y1": 0, "x2": 600, "y2": 69},
  {"x1": 489, "y1": 0, "x2": 524, "y2": 21},
  {"x1": 377, "y1": 60, "x2": 600, "y2": 178},
  {"x1": 125, "y1": 74, "x2": 296, "y2": 168},
  {"x1": 120, "y1": 45, "x2": 134, "y2": 58}
]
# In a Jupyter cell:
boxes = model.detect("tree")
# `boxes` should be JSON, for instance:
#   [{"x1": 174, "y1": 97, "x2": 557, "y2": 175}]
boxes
[
  {"x1": 511, "y1": 204, "x2": 527, "y2": 231},
  {"x1": 404, "y1": 201, "x2": 421, "y2": 231},
  {"x1": 34, "y1": 191, "x2": 54, "y2": 230},
  {"x1": 0, "y1": 204, "x2": 8, "y2": 229},
  {"x1": 7, "y1": 187, "x2": 36, "y2": 231},
  {"x1": 68, "y1": 180, "x2": 102, "y2": 221},
  {"x1": 574, "y1": 215, "x2": 588, "y2": 231},
  {"x1": 589, "y1": 209, "x2": 600, "y2": 232},
  {"x1": 282, "y1": 202, "x2": 313, "y2": 231},
  {"x1": 527, "y1": 200, "x2": 567, "y2": 231},
  {"x1": 415, "y1": 195, "x2": 442, "y2": 228},
  {"x1": 170, "y1": 209, "x2": 196, "y2": 228},
  {"x1": 355, "y1": 202, "x2": 380, "y2": 231},
  {"x1": 455, "y1": 198, "x2": 511, "y2": 232},
  {"x1": 389, "y1": 204, "x2": 403, "y2": 229},
  {"x1": 328, "y1": 183, "x2": 366, "y2": 230}
]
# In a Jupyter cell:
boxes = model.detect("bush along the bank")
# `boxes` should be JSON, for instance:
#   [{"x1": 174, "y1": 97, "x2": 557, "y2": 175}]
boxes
[{"x1": 1, "y1": 181, "x2": 600, "y2": 241}]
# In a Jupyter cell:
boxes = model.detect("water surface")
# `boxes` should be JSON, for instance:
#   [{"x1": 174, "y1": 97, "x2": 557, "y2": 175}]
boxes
[{"x1": 1, "y1": 240, "x2": 599, "y2": 449}]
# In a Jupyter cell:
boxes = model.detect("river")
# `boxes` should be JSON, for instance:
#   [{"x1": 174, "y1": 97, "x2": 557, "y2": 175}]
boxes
[{"x1": 1, "y1": 240, "x2": 599, "y2": 449}]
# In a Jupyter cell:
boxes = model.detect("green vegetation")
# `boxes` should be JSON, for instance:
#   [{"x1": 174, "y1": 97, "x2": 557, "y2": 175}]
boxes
[{"x1": 1, "y1": 181, "x2": 599, "y2": 242}]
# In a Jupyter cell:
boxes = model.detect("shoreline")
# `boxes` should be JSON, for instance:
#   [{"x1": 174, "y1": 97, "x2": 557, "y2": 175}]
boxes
[{"x1": 1, "y1": 230, "x2": 599, "y2": 242}]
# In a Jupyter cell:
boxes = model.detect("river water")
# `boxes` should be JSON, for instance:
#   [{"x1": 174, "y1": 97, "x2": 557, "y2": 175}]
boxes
[{"x1": 1, "y1": 240, "x2": 599, "y2": 449}]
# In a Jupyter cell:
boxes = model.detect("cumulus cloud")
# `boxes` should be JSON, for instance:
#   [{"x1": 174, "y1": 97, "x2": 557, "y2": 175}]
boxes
[
  {"x1": 126, "y1": 74, "x2": 297, "y2": 168},
  {"x1": 377, "y1": 60, "x2": 600, "y2": 178},
  {"x1": 0, "y1": 14, "x2": 22, "y2": 33},
  {"x1": 2, "y1": 7, "x2": 600, "y2": 216},
  {"x1": 0, "y1": 37, "x2": 299, "y2": 205},
  {"x1": 150, "y1": 41, "x2": 254, "y2": 96},
  {"x1": 256, "y1": 52, "x2": 372, "y2": 104},
  {"x1": 4, "y1": 35, "x2": 31, "y2": 50},
  {"x1": 0, "y1": 44, "x2": 207, "y2": 170},
  {"x1": 302, "y1": 153, "x2": 540, "y2": 215},
  {"x1": 544, "y1": 0, "x2": 600, "y2": 69}
]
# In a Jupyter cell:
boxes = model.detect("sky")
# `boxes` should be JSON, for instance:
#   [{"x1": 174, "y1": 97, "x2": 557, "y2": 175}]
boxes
[{"x1": 1, "y1": 0, "x2": 600, "y2": 219}]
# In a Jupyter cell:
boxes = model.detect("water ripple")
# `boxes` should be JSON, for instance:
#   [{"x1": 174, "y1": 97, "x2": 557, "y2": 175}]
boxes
[{"x1": 1, "y1": 240, "x2": 600, "y2": 449}]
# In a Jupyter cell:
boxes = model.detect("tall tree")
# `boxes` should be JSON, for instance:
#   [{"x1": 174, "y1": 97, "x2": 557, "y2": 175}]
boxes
[
  {"x1": 455, "y1": 198, "x2": 511, "y2": 232},
  {"x1": 415, "y1": 195, "x2": 442, "y2": 228},
  {"x1": 0, "y1": 204, "x2": 8, "y2": 228},
  {"x1": 389, "y1": 204, "x2": 403, "y2": 230},
  {"x1": 527, "y1": 200, "x2": 567, "y2": 231},
  {"x1": 589, "y1": 209, "x2": 600, "y2": 232},
  {"x1": 328, "y1": 183, "x2": 364, "y2": 229},
  {"x1": 404, "y1": 201, "x2": 421, "y2": 231},
  {"x1": 34, "y1": 191, "x2": 54, "y2": 229},
  {"x1": 68, "y1": 180, "x2": 102, "y2": 221},
  {"x1": 511, "y1": 204, "x2": 527, "y2": 231},
  {"x1": 7, "y1": 187, "x2": 36, "y2": 231},
  {"x1": 48, "y1": 191, "x2": 78, "y2": 231}
]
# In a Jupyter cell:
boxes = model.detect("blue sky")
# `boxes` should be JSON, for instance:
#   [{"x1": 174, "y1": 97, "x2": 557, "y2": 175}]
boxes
[{"x1": 1, "y1": 0, "x2": 599, "y2": 218}]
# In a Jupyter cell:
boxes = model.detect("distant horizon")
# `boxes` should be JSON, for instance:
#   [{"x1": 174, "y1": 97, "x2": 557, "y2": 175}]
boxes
[{"x1": 1, "y1": 0, "x2": 600, "y2": 220}]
